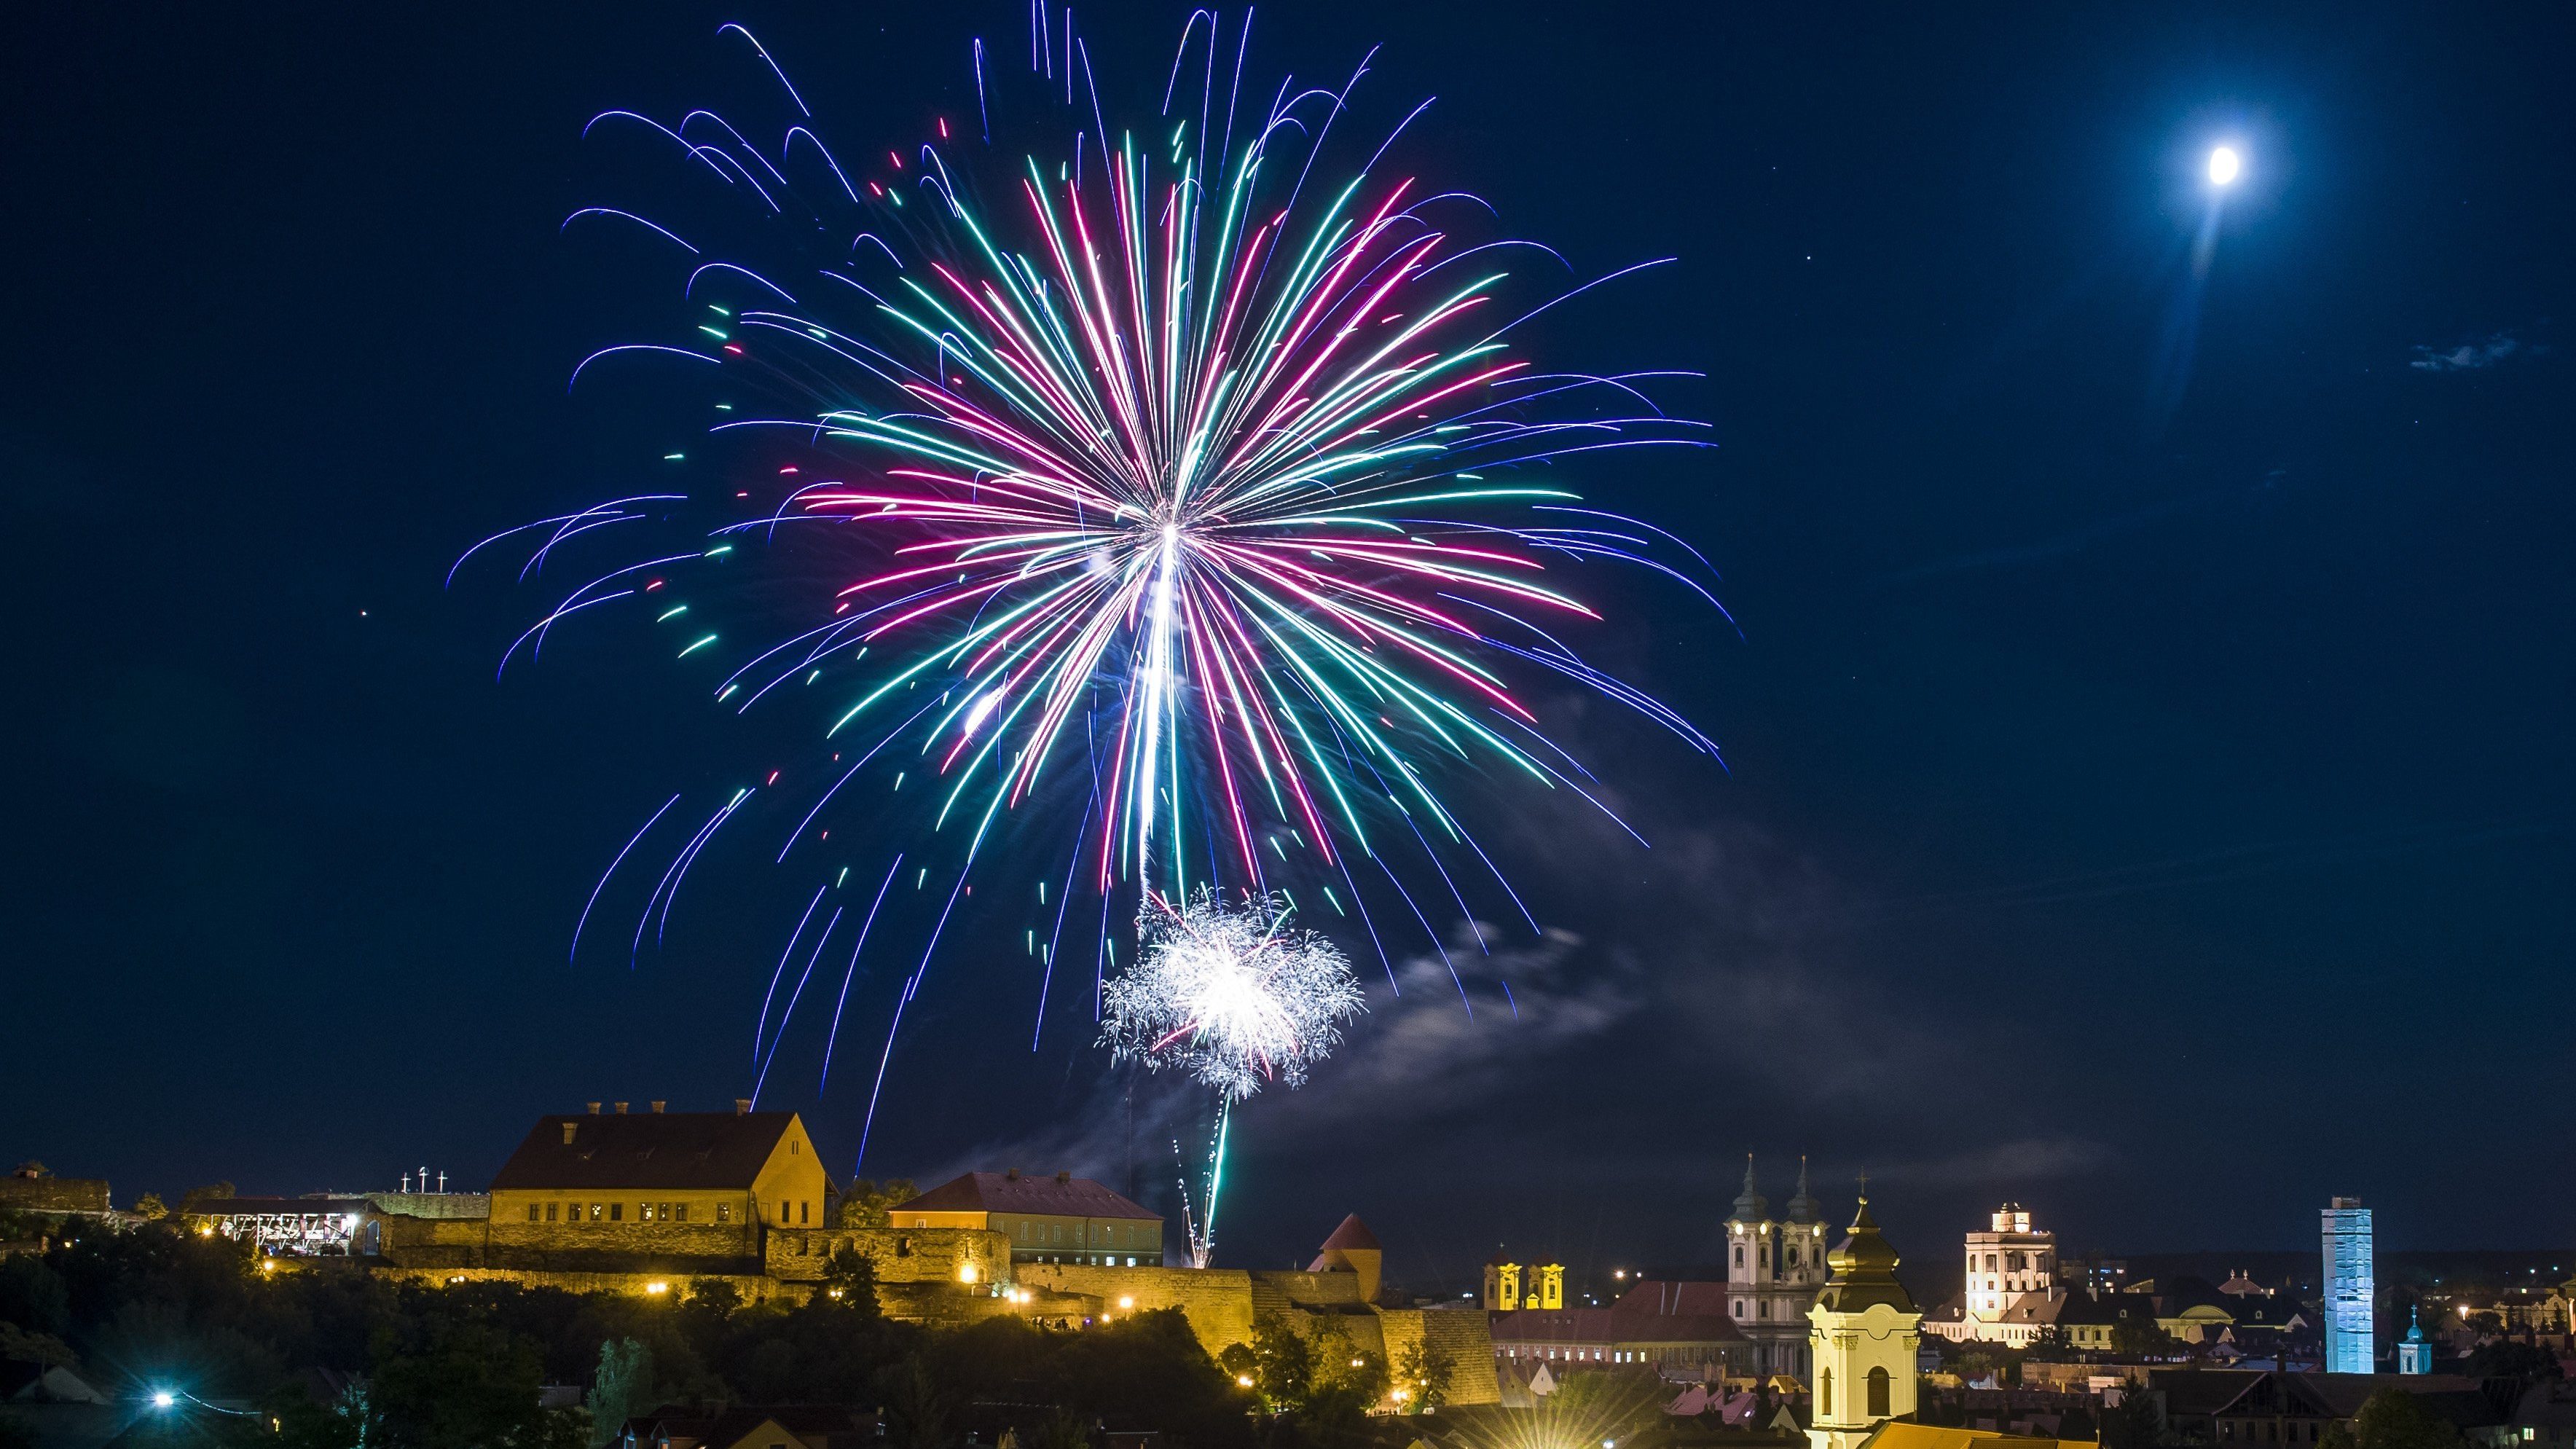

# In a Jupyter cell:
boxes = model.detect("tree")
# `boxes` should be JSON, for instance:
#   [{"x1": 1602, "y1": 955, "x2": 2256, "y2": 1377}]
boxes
[
  {"x1": 2098, "y1": 1381, "x2": 2164, "y2": 1449},
  {"x1": 2463, "y1": 1339, "x2": 2561, "y2": 1385},
  {"x1": 820, "y1": 1246, "x2": 882, "y2": 1316},
  {"x1": 132, "y1": 1194, "x2": 170, "y2": 1221},
  {"x1": 0, "y1": 1256, "x2": 71, "y2": 1335},
  {"x1": 586, "y1": 1338, "x2": 655, "y2": 1448},
  {"x1": 1238, "y1": 1312, "x2": 1316, "y2": 1412},
  {"x1": 2344, "y1": 1389, "x2": 2464, "y2": 1449},
  {"x1": 876, "y1": 1358, "x2": 953, "y2": 1449},
  {"x1": 2110, "y1": 1314, "x2": 2177, "y2": 1360},
  {"x1": 1394, "y1": 1338, "x2": 1453, "y2": 1413},
  {"x1": 840, "y1": 1180, "x2": 919, "y2": 1228},
  {"x1": 372, "y1": 1321, "x2": 584, "y2": 1449}
]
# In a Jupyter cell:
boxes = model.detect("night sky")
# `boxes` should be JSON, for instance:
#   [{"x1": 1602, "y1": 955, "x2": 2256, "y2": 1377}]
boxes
[{"x1": 7, "y1": 1, "x2": 2571, "y2": 1291}]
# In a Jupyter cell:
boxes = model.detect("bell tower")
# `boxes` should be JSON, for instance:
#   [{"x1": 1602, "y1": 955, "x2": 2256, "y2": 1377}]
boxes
[{"x1": 1807, "y1": 1187, "x2": 1921, "y2": 1449}]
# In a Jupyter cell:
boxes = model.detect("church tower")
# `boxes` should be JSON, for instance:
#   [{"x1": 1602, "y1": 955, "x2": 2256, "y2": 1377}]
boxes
[
  {"x1": 1782, "y1": 1157, "x2": 1829, "y2": 1289},
  {"x1": 1726, "y1": 1155, "x2": 1770, "y2": 1300},
  {"x1": 1807, "y1": 1190, "x2": 1922, "y2": 1449}
]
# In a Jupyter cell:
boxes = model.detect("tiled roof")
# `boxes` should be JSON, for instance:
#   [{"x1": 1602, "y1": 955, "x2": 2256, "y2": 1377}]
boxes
[
  {"x1": 1317, "y1": 1213, "x2": 1381, "y2": 1252},
  {"x1": 893, "y1": 1171, "x2": 1158, "y2": 1222},
  {"x1": 490, "y1": 1112, "x2": 800, "y2": 1192}
]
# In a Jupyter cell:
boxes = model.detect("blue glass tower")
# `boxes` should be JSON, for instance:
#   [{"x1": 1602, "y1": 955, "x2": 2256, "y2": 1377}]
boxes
[{"x1": 2322, "y1": 1197, "x2": 2374, "y2": 1373}]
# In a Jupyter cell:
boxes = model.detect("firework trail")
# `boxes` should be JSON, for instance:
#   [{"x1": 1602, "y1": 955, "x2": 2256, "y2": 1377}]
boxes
[
  {"x1": 463, "y1": 8, "x2": 1722, "y2": 1163},
  {"x1": 1100, "y1": 887, "x2": 1362, "y2": 1264}
]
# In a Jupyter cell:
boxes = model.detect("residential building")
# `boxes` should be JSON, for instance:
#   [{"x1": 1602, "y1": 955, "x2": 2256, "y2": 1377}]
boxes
[
  {"x1": 2320, "y1": 1199, "x2": 2373, "y2": 1373},
  {"x1": 2150, "y1": 1369, "x2": 2513, "y2": 1447},
  {"x1": 889, "y1": 1170, "x2": 1162, "y2": 1266}
]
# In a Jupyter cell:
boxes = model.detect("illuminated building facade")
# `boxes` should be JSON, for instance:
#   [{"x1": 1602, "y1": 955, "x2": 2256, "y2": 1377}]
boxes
[
  {"x1": 1727, "y1": 1156, "x2": 1829, "y2": 1378},
  {"x1": 890, "y1": 1169, "x2": 1163, "y2": 1265},
  {"x1": 2321, "y1": 1197, "x2": 2374, "y2": 1373}
]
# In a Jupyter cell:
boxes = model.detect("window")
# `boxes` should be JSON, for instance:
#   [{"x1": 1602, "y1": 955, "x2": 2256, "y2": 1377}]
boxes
[
  {"x1": 546, "y1": 1203, "x2": 559, "y2": 1222},
  {"x1": 1759, "y1": 1301, "x2": 1770, "y2": 1319},
  {"x1": 801, "y1": 1201, "x2": 810, "y2": 1225},
  {"x1": 1734, "y1": 1246, "x2": 1744, "y2": 1268},
  {"x1": 781, "y1": 1202, "x2": 791, "y2": 1225},
  {"x1": 718, "y1": 1203, "x2": 731, "y2": 1222},
  {"x1": 527, "y1": 1204, "x2": 541, "y2": 1222},
  {"x1": 675, "y1": 1204, "x2": 688, "y2": 1222},
  {"x1": 1986, "y1": 1254, "x2": 1998, "y2": 1272},
  {"x1": 1866, "y1": 1367, "x2": 1889, "y2": 1418},
  {"x1": 1820, "y1": 1370, "x2": 1833, "y2": 1416},
  {"x1": 610, "y1": 1203, "x2": 622, "y2": 1222}
]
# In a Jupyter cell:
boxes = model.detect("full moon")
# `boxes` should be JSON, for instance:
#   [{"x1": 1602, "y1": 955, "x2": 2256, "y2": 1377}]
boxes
[{"x1": 2208, "y1": 145, "x2": 2242, "y2": 186}]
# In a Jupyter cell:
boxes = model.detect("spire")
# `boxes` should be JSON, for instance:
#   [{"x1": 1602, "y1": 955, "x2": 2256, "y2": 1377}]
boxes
[
  {"x1": 2404, "y1": 1305, "x2": 2426, "y2": 1343},
  {"x1": 1786, "y1": 1154, "x2": 1823, "y2": 1224},
  {"x1": 1728, "y1": 1153, "x2": 1769, "y2": 1225},
  {"x1": 1816, "y1": 1178, "x2": 1915, "y2": 1313}
]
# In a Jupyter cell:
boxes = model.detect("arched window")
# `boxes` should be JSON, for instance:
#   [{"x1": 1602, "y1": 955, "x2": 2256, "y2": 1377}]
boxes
[
  {"x1": 1867, "y1": 1367, "x2": 1890, "y2": 1418},
  {"x1": 1734, "y1": 1246, "x2": 1744, "y2": 1268},
  {"x1": 1819, "y1": 1370, "x2": 1833, "y2": 1416}
]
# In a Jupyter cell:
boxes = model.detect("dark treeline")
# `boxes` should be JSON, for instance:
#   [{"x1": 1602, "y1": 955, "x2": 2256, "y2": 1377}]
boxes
[{"x1": 0, "y1": 1212, "x2": 1421, "y2": 1449}]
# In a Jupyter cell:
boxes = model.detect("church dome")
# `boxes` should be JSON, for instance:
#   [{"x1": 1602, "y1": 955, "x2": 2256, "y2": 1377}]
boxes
[{"x1": 1816, "y1": 1195, "x2": 1916, "y2": 1313}]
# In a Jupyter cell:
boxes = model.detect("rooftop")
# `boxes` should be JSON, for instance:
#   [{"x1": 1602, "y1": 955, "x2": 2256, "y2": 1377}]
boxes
[
  {"x1": 490, "y1": 1110, "x2": 804, "y2": 1192},
  {"x1": 892, "y1": 1171, "x2": 1159, "y2": 1222}
]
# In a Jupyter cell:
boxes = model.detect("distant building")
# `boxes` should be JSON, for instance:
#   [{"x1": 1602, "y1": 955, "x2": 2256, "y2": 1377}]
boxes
[
  {"x1": 889, "y1": 1171, "x2": 1162, "y2": 1266},
  {"x1": 482, "y1": 1099, "x2": 833, "y2": 1267},
  {"x1": 2398, "y1": 1308, "x2": 2432, "y2": 1374},
  {"x1": 619, "y1": 1404, "x2": 874, "y2": 1449},
  {"x1": 1805, "y1": 1190, "x2": 1921, "y2": 1449},
  {"x1": 2150, "y1": 1368, "x2": 2512, "y2": 1445},
  {"x1": 1487, "y1": 1279, "x2": 1751, "y2": 1380},
  {"x1": 1727, "y1": 1156, "x2": 1831, "y2": 1378},
  {"x1": 1927, "y1": 1205, "x2": 2070, "y2": 1346},
  {"x1": 2320, "y1": 1198, "x2": 2373, "y2": 1373},
  {"x1": 1483, "y1": 1252, "x2": 1565, "y2": 1311},
  {"x1": 0, "y1": 1166, "x2": 110, "y2": 1215}
]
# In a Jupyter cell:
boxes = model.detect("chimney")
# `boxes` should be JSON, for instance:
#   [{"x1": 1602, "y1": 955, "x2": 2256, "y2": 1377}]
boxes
[
  {"x1": 1056, "y1": 1170, "x2": 1072, "y2": 1185},
  {"x1": 587, "y1": 1102, "x2": 602, "y2": 1115},
  {"x1": 562, "y1": 1122, "x2": 578, "y2": 1145},
  {"x1": 651, "y1": 1101, "x2": 666, "y2": 1114},
  {"x1": 1006, "y1": 1168, "x2": 1020, "y2": 1180},
  {"x1": 735, "y1": 1099, "x2": 752, "y2": 1116},
  {"x1": 614, "y1": 1102, "x2": 629, "y2": 1115}
]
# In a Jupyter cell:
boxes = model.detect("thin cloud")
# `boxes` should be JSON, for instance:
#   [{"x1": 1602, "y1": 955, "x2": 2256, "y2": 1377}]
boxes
[
  {"x1": 1875, "y1": 1135, "x2": 2121, "y2": 1190},
  {"x1": 2410, "y1": 330, "x2": 2545, "y2": 372}
]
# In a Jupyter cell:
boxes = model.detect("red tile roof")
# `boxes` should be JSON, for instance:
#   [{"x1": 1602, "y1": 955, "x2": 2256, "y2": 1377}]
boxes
[
  {"x1": 892, "y1": 1171, "x2": 1158, "y2": 1222},
  {"x1": 1317, "y1": 1214, "x2": 1381, "y2": 1252},
  {"x1": 490, "y1": 1112, "x2": 805, "y2": 1192}
]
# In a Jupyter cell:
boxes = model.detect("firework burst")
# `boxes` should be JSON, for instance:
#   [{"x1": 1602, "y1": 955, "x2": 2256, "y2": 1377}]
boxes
[
  {"x1": 1101, "y1": 887, "x2": 1364, "y2": 1102},
  {"x1": 463, "y1": 10, "x2": 1722, "y2": 1160}
]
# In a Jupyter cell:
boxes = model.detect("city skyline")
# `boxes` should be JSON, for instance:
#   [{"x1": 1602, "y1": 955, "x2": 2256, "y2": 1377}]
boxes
[{"x1": 4, "y1": 0, "x2": 2573, "y2": 1273}]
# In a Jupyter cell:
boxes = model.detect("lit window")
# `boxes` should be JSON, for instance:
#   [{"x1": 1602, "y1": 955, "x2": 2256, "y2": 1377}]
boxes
[
  {"x1": 675, "y1": 1204, "x2": 687, "y2": 1222},
  {"x1": 718, "y1": 1203, "x2": 731, "y2": 1222}
]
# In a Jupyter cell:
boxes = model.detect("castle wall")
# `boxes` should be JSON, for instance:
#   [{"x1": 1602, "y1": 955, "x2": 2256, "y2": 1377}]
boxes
[
  {"x1": 1016, "y1": 1263, "x2": 1259, "y2": 1357},
  {"x1": 0, "y1": 1179, "x2": 111, "y2": 1214},
  {"x1": 765, "y1": 1226, "x2": 1011, "y2": 1287}
]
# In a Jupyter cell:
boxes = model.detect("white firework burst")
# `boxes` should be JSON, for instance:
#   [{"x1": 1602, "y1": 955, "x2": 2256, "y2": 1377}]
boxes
[{"x1": 1099, "y1": 887, "x2": 1366, "y2": 1102}]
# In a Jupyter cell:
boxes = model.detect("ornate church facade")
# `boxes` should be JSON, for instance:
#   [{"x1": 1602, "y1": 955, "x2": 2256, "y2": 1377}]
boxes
[{"x1": 1725, "y1": 1156, "x2": 1831, "y2": 1378}]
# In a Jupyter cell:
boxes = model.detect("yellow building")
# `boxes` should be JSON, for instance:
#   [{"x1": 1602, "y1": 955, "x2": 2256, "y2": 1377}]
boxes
[
  {"x1": 890, "y1": 1170, "x2": 1162, "y2": 1265},
  {"x1": 1808, "y1": 1194, "x2": 1923, "y2": 1449},
  {"x1": 486, "y1": 1100, "x2": 831, "y2": 1257},
  {"x1": 1483, "y1": 1252, "x2": 1566, "y2": 1310}
]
